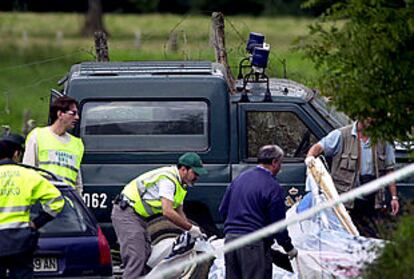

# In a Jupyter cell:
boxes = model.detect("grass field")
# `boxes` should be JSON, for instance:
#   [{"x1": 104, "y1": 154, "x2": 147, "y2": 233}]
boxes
[{"x1": 0, "y1": 12, "x2": 318, "y2": 133}]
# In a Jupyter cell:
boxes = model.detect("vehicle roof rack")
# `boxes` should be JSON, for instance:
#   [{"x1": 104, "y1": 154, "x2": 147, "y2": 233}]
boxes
[{"x1": 77, "y1": 61, "x2": 215, "y2": 76}]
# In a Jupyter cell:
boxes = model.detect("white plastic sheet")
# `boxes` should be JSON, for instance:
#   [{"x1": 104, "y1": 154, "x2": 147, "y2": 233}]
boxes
[{"x1": 286, "y1": 193, "x2": 384, "y2": 278}]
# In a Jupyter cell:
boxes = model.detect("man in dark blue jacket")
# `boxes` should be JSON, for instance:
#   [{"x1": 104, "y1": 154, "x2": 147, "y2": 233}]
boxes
[{"x1": 219, "y1": 144, "x2": 297, "y2": 279}]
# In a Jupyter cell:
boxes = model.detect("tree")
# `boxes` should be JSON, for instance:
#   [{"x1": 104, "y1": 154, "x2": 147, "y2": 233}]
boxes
[
  {"x1": 298, "y1": 0, "x2": 414, "y2": 142},
  {"x1": 81, "y1": 0, "x2": 107, "y2": 37}
]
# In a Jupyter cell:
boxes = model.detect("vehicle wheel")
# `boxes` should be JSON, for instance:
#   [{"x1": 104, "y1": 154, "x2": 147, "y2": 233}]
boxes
[{"x1": 147, "y1": 216, "x2": 212, "y2": 279}]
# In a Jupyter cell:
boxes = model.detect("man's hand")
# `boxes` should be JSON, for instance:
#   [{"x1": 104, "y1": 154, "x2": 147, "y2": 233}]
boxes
[
  {"x1": 188, "y1": 225, "x2": 204, "y2": 238},
  {"x1": 287, "y1": 248, "x2": 298, "y2": 260},
  {"x1": 29, "y1": 221, "x2": 37, "y2": 230},
  {"x1": 391, "y1": 199, "x2": 399, "y2": 216}
]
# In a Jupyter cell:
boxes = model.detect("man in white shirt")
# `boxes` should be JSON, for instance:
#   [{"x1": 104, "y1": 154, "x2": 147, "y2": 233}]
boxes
[{"x1": 23, "y1": 96, "x2": 84, "y2": 193}]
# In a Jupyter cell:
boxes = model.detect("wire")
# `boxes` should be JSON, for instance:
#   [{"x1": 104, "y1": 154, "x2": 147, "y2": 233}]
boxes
[
  {"x1": 0, "y1": 50, "x2": 85, "y2": 73},
  {"x1": 224, "y1": 17, "x2": 246, "y2": 44},
  {"x1": 0, "y1": 73, "x2": 63, "y2": 106},
  {"x1": 163, "y1": 14, "x2": 191, "y2": 59},
  {"x1": 7, "y1": 73, "x2": 62, "y2": 91}
]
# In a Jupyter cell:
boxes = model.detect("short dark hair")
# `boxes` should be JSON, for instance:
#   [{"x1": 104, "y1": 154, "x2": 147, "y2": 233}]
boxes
[
  {"x1": 49, "y1": 96, "x2": 79, "y2": 124},
  {"x1": 2, "y1": 133, "x2": 25, "y2": 152},
  {"x1": 0, "y1": 140, "x2": 16, "y2": 159},
  {"x1": 257, "y1": 145, "x2": 284, "y2": 165}
]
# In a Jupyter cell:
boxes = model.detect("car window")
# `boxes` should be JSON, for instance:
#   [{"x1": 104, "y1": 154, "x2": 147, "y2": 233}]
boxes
[
  {"x1": 246, "y1": 111, "x2": 318, "y2": 159},
  {"x1": 31, "y1": 190, "x2": 95, "y2": 235},
  {"x1": 80, "y1": 101, "x2": 209, "y2": 151}
]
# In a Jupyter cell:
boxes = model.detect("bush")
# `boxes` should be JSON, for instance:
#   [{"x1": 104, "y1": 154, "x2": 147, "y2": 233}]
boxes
[{"x1": 363, "y1": 214, "x2": 414, "y2": 278}]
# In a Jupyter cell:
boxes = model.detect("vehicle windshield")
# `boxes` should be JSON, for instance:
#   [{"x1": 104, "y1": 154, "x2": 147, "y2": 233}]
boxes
[
  {"x1": 31, "y1": 188, "x2": 95, "y2": 236},
  {"x1": 310, "y1": 95, "x2": 352, "y2": 129}
]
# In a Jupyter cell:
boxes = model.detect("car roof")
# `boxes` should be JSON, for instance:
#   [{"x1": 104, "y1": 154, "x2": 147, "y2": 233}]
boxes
[
  {"x1": 16, "y1": 163, "x2": 74, "y2": 190},
  {"x1": 70, "y1": 61, "x2": 221, "y2": 77}
]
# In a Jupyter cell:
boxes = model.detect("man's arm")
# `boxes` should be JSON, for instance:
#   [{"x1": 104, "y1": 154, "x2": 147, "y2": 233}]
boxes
[
  {"x1": 307, "y1": 142, "x2": 324, "y2": 157},
  {"x1": 385, "y1": 144, "x2": 399, "y2": 215},
  {"x1": 218, "y1": 184, "x2": 232, "y2": 219},
  {"x1": 158, "y1": 179, "x2": 203, "y2": 237},
  {"x1": 307, "y1": 129, "x2": 342, "y2": 158},
  {"x1": 22, "y1": 130, "x2": 38, "y2": 166},
  {"x1": 176, "y1": 204, "x2": 188, "y2": 222},
  {"x1": 268, "y1": 188, "x2": 295, "y2": 253},
  {"x1": 161, "y1": 198, "x2": 192, "y2": 230},
  {"x1": 31, "y1": 173, "x2": 65, "y2": 229},
  {"x1": 158, "y1": 179, "x2": 192, "y2": 230},
  {"x1": 388, "y1": 178, "x2": 399, "y2": 215}
]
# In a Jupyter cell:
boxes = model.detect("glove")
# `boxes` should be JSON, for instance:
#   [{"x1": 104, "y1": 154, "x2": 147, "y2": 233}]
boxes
[
  {"x1": 188, "y1": 225, "x2": 203, "y2": 238},
  {"x1": 287, "y1": 248, "x2": 298, "y2": 260}
]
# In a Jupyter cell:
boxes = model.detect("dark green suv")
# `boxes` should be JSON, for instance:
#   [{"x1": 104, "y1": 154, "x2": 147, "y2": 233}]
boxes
[{"x1": 52, "y1": 61, "x2": 413, "y2": 262}]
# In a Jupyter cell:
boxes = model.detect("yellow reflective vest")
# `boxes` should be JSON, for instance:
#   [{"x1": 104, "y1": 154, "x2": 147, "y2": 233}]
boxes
[
  {"x1": 0, "y1": 161, "x2": 65, "y2": 256},
  {"x1": 122, "y1": 166, "x2": 187, "y2": 218},
  {"x1": 28, "y1": 127, "x2": 84, "y2": 188}
]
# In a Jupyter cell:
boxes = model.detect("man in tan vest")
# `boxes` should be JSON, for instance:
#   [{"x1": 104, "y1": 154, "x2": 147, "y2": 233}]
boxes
[{"x1": 307, "y1": 119, "x2": 399, "y2": 237}]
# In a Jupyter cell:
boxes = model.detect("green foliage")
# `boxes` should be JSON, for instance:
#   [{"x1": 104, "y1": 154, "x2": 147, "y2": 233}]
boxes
[
  {"x1": 298, "y1": 0, "x2": 414, "y2": 142},
  {"x1": 363, "y1": 214, "x2": 414, "y2": 278}
]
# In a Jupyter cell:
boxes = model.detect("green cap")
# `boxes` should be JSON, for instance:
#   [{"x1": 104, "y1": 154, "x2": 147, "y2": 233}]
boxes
[{"x1": 178, "y1": 152, "x2": 208, "y2": 176}]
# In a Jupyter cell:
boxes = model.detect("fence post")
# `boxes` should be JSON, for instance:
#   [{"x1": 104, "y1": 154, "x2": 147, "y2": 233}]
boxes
[
  {"x1": 211, "y1": 12, "x2": 236, "y2": 94},
  {"x1": 94, "y1": 31, "x2": 110, "y2": 62},
  {"x1": 168, "y1": 32, "x2": 179, "y2": 53},
  {"x1": 22, "y1": 109, "x2": 36, "y2": 136},
  {"x1": 22, "y1": 31, "x2": 29, "y2": 47},
  {"x1": 134, "y1": 30, "x2": 141, "y2": 49},
  {"x1": 56, "y1": 31, "x2": 63, "y2": 45}
]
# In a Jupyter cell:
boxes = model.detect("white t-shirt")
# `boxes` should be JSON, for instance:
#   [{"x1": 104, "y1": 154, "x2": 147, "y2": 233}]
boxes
[
  {"x1": 142, "y1": 178, "x2": 176, "y2": 202},
  {"x1": 158, "y1": 179, "x2": 176, "y2": 202}
]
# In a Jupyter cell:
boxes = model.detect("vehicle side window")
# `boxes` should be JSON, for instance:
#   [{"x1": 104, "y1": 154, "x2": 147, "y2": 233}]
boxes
[
  {"x1": 80, "y1": 101, "x2": 209, "y2": 151},
  {"x1": 31, "y1": 194, "x2": 95, "y2": 235},
  {"x1": 246, "y1": 111, "x2": 318, "y2": 159}
]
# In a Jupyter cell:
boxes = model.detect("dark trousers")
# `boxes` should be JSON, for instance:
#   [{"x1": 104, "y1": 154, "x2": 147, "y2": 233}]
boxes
[
  {"x1": 224, "y1": 234, "x2": 272, "y2": 279},
  {"x1": 350, "y1": 175, "x2": 379, "y2": 238},
  {"x1": 0, "y1": 251, "x2": 34, "y2": 279}
]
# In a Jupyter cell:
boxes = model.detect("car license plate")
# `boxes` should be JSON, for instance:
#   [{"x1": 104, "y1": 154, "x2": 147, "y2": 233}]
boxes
[{"x1": 33, "y1": 257, "x2": 58, "y2": 272}]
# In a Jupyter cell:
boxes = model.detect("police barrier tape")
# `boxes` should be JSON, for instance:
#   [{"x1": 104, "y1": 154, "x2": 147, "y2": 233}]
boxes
[{"x1": 142, "y1": 162, "x2": 414, "y2": 279}]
